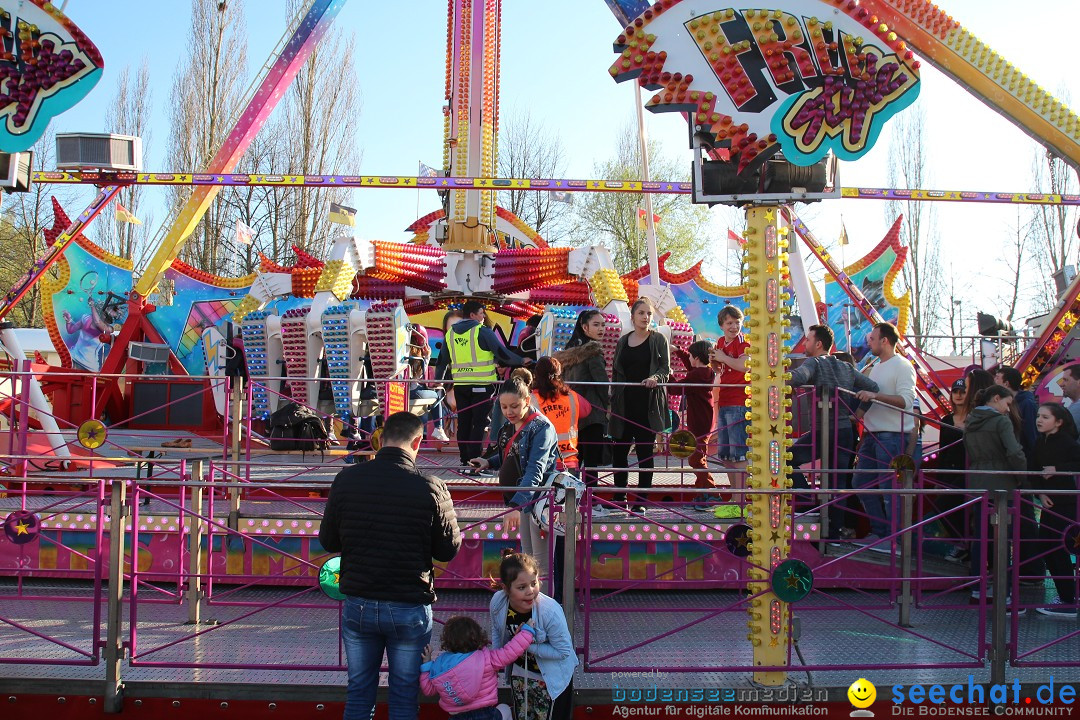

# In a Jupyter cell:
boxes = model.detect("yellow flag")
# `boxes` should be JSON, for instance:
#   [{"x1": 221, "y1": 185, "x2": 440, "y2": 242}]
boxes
[
  {"x1": 838, "y1": 220, "x2": 849, "y2": 246},
  {"x1": 116, "y1": 203, "x2": 142, "y2": 225},
  {"x1": 329, "y1": 202, "x2": 357, "y2": 227}
]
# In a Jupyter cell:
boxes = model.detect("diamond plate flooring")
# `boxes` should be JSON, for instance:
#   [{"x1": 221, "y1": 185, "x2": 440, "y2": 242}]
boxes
[{"x1": 1, "y1": 583, "x2": 1076, "y2": 690}]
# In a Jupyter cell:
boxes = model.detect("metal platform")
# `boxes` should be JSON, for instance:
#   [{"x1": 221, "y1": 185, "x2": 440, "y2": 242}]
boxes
[{"x1": 1, "y1": 583, "x2": 1076, "y2": 694}]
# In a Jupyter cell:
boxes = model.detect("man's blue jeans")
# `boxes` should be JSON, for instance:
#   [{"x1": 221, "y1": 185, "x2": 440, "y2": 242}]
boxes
[
  {"x1": 341, "y1": 597, "x2": 432, "y2": 720},
  {"x1": 852, "y1": 431, "x2": 920, "y2": 538}
]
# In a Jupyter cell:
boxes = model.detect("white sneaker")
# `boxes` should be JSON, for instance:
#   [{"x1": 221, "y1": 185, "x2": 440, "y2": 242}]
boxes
[
  {"x1": 430, "y1": 428, "x2": 450, "y2": 442},
  {"x1": 590, "y1": 505, "x2": 613, "y2": 517}
]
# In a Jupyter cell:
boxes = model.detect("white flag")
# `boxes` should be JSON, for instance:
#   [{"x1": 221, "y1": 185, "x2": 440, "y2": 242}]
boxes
[{"x1": 236, "y1": 219, "x2": 255, "y2": 246}]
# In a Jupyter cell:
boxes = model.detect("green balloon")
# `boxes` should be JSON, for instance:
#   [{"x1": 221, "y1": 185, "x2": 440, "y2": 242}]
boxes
[{"x1": 319, "y1": 556, "x2": 346, "y2": 601}]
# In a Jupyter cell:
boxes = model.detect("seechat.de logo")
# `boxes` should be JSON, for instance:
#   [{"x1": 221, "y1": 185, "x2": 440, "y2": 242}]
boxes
[{"x1": 891, "y1": 677, "x2": 1076, "y2": 714}]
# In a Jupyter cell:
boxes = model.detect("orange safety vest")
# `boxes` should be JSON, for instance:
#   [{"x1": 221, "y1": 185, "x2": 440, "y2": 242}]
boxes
[{"x1": 531, "y1": 390, "x2": 580, "y2": 468}]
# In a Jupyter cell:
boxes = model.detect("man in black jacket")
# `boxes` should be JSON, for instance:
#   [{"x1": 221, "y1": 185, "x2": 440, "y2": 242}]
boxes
[{"x1": 320, "y1": 411, "x2": 461, "y2": 720}]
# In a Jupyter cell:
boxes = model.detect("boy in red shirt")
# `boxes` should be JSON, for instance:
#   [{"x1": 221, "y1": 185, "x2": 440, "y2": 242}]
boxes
[
  {"x1": 671, "y1": 340, "x2": 722, "y2": 509},
  {"x1": 712, "y1": 305, "x2": 750, "y2": 481}
]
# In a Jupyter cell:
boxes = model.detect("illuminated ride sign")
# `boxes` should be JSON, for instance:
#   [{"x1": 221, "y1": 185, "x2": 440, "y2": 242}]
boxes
[
  {"x1": 0, "y1": 0, "x2": 103, "y2": 153},
  {"x1": 609, "y1": 0, "x2": 920, "y2": 178}
]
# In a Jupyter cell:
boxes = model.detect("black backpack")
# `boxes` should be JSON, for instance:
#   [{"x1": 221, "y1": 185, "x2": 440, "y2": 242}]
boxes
[{"x1": 268, "y1": 402, "x2": 332, "y2": 454}]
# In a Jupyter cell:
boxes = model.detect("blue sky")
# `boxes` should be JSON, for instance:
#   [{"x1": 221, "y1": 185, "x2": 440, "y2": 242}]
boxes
[{"x1": 46, "y1": 0, "x2": 1080, "y2": 329}]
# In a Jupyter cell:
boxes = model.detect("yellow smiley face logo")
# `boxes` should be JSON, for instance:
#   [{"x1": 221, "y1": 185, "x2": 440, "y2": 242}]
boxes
[{"x1": 848, "y1": 678, "x2": 876, "y2": 709}]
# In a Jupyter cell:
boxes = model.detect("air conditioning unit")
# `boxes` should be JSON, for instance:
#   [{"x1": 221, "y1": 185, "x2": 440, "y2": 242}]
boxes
[
  {"x1": 55, "y1": 133, "x2": 143, "y2": 172},
  {"x1": 129, "y1": 342, "x2": 172, "y2": 365},
  {"x1": 0, "y1": 151, "x2": 32, "y2": 193}
]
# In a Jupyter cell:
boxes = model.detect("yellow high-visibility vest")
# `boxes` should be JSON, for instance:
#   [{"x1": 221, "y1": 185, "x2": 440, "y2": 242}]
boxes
[{"x1": 447, "y1": 324, "x2": 498, "y2": 385}]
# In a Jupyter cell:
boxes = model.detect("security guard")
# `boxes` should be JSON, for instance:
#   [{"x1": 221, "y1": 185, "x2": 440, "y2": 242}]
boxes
[{"x1": 435, "y1": 300, "x2": 530, "y2": 466}]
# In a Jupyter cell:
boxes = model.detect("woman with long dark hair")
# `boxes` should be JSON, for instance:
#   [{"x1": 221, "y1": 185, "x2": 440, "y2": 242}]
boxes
[
  {"x1": 1030, "y1": 402, "x2": 1080, "y2": 617},
  {"x1": 963, "y1": 384, "x2": 1027, "y2": 603},
  {"x1": 554, "y1": 310, "x2": 610, "y2": 504},
  {"x1": 609, "y1": 298, "x2": 670, "y2": 513}
]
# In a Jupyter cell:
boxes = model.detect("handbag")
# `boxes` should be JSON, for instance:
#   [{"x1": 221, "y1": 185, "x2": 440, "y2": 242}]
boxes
[
  {"x1": 498, "y1": 413, "x2": 538, "y2": 488},
  {"x1": 530, "y1": 432, "x2": 586, "y2": 537}
]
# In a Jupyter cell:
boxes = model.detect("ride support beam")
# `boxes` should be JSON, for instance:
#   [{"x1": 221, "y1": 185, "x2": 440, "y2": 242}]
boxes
[{"x1": 742, "y1": 205, "x2": 793, "y2": 686}]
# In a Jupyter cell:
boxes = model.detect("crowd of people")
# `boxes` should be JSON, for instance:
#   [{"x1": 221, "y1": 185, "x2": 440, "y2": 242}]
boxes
[
  {"x1": 933, "y1": 364, "x2": 1080, "y2": 618},
  {"x1": 317, "y1": 305, "x2": 1080, "y2": 720}
]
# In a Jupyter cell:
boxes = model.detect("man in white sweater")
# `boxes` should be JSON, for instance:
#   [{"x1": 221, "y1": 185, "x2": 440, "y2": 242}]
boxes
[{"x1": 853, "y1": 322, "x2": 917, "y2": 544}]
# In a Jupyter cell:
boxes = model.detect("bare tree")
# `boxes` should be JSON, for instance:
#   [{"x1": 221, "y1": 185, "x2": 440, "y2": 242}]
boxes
[
  {"x1": 219, "y1": 116, "x2": 292, "y2": 273},
  {"x1": 0, "y1": 129, "x2": 73, "y2": 327},
  {"x1": 276, "y1": 0, "x2": 362, "y2": 260},
  {"x1": 1029, "y1": 147, "x2": 1078, "y2": 311},
  {"x1": 885, "y1": 106, "x2": 943, "y2": 350},
  {"x1": 166, "y1": 0, "x2": 247, "y2": 276},
  {"x1": 99, "y1": 59, "x2": 153, "y2": 260},
  {"x1": 570, "y1": 123, "x2": 708, "y2": 274},
  {"x1": 497, "y1": 108, "x2": 573, "y2": 244}
]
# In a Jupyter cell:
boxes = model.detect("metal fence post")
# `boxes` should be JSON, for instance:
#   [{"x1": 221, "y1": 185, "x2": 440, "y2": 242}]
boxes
[
  {"x1": 562, "y1": 486, "x2": 578, "y2": 637},
  {"x1": 187, "y1": 459, "x2": 205, "y2": 625},
  {"x1": 228, "y1": 379, "x2": 243, "y2": 530},
  {"x1": 104, "y1": 480, "x2": 128, "y2": 713},
  {"x1": 989, "y1": 490, "x2": 1008, "y2": 685},
  {"x1": 898, "y1": 467, "x2": 914, "y2": 628},
  {"x1": 817, "y1": 395, "x2": 831, "y2": 543}
]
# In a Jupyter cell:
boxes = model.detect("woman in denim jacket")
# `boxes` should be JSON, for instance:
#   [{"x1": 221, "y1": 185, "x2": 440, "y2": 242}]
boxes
[
  {"x1": 490, "y1": 550, "x2": 577, "y2": 720},
  {"x1": 468, "y1": 374, "x2": 559, "y2": 579}
]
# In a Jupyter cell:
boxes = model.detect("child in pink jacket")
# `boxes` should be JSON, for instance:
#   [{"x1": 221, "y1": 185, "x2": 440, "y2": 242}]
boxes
[{"x1": 421, "y1": 615, "x2": 535, "y2": 720}]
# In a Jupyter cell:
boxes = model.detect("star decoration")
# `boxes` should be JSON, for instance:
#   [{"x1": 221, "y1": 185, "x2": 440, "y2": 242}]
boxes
[
  {"x1": 770, "y1": 479, "x2": 779, "y2": 488},
  {"x1": 769, "y1": 636, "x2": 779, "y2": 647},
  {"x1": 768, "y1": 371, "x2": 777, "y2": 380},
  {"x1": 769, "y1": 425, "x2": 778, "y2": 434},
  {"x1": 764, "y1": 209, "x2": 775, "y2": 222},
  {"x1": 786, "y1": 573, "x2": 800, "y2": 588},
  {"x1": 1072, "y1": 534, "x2": 1080, "y2": 549},
  {"x1": 333, "y1": 572, "x2": 340, "y2": 584},
  {"x1": 735, "y1": 535, "x2": 750, "y2": 548},
  {"x1": 14, "y1": 520, "x2": 28, "y2": 535},
  {"x1": 766, "y1": 262, "x2": 776, "y2": 274},
  {"x1": 770, "y1": 531, "x2": 780, "y2": 542}
]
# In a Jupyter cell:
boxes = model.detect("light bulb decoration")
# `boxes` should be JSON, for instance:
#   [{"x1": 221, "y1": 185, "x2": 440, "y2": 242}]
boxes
[{"x1": 742, "y1": 204, "x2": 793, "y2": 686}]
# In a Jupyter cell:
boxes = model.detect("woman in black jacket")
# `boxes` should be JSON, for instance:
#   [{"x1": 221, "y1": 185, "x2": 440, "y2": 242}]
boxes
[
  {"x1": 1030, "y1": 402, "x2": 1080, "y2": 617},
  {"x1": 554, "y1": 310, "x2": 610, "y2": 503},
  {"x1": 609, "y1": 298, "x2": 671, "y2": 513}
]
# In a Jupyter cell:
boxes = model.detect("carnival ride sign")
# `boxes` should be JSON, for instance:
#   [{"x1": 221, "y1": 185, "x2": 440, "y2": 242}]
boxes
[
  {"x1": 610, "y1": 0, "x2": 920, "y2": 173},
  {"x1": 0, "y1": 1, "x2": 103, "y2": 153}
]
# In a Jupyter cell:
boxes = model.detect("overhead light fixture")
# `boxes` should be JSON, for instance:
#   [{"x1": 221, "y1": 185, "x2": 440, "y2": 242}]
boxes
[{"x1": 977, "y1": 311, "x2": 1015, "y2": 336}]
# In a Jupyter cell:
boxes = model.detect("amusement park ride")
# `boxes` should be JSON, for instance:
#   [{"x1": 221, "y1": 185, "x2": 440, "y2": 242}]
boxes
[{"x1": 3, "y1": 0, "x2": 1080, "y2": 701}]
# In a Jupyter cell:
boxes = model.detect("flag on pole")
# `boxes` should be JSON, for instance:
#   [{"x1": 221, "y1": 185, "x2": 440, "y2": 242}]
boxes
[
  {"x1": 236, "y1": 219, "x2": 255, "y2": 246},
  {"x1": 115, "y1": 203, "x2": 141, "y2": 225},
  {"x1": 418, "y1": 161, "x2": 440, "y2": 178},
  {"x1": 838, "y1": 220, "x2": 850, "y2": 246},
  {"x1": 328, "y1": 202, "x2": 357, "y2": 227},
  {"x1": 726, "y1": 228, "x2": 746, "y2": 250},
  {"x1": 551, "y1": 190, "x2": 574, "y2": 205},
  {"x1": 636, "y1": 207, "x2": 662, "y2": 230}
]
